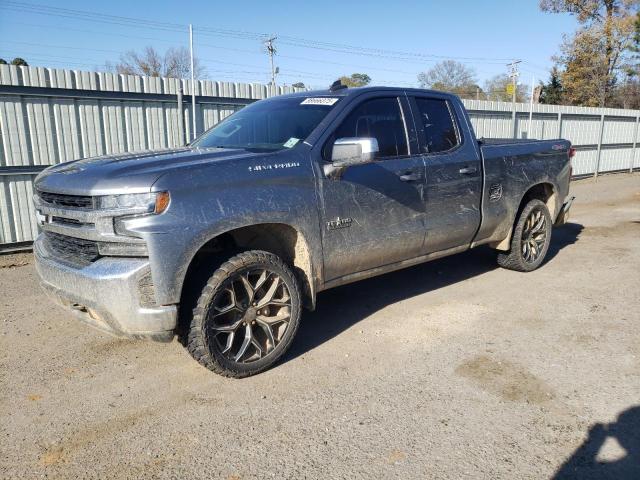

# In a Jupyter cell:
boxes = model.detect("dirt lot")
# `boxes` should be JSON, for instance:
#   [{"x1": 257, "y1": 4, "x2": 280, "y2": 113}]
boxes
[{"x1": 1, "y1": 174, "x2": 639, "y2": 479}]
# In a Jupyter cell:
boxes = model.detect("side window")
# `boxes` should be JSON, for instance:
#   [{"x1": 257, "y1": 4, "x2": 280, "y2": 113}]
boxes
[
  {"x1": 415, "y1": 98, "x2": 459, "y2": 154},
  {"x1": 331, "y1": 97, "x2": 408, "y2": 158}
]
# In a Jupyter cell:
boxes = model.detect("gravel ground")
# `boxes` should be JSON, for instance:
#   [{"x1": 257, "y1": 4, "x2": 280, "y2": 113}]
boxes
[{"x1": 1, "y1": 173, "x2": 639, "y2": 479}]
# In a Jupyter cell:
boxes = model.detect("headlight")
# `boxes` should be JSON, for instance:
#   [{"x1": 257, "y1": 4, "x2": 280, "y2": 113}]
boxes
[{"x1": 95, "y1": 192, "x2": 170, "y2": 214}]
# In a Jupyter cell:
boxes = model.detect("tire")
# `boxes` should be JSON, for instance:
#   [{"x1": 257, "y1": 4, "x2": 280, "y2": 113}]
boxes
[
  {"x1": 186, "y1": 250, "x2": 302, "y2": 378},
  {"x1": 497, "y1": 199, "x2": 553, "y2": 272}
]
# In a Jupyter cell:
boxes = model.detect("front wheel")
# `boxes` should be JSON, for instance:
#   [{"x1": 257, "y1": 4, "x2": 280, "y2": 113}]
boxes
[
  {"x1": 186, "y1": 250, "x2": 301, "y2": 378},
  {"x1": 497, "y1": 199, "x2": 552, "y2": 272}
]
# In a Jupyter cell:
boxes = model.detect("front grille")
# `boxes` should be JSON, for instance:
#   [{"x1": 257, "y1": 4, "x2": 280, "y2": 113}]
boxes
[
  {"x1": 43, "y1": 231, "x2": 100, "y2": 268},
  {"x1": 38, "y1": 190, "x2": 93, "y2": 209},
  {"x1": 51, "y1": 216, "x2": 83, "y2": 227}
]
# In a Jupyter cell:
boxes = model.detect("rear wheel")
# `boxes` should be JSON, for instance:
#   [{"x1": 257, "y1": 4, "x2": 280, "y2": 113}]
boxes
[
  {"x1": 497, "y1": 199, "x2": 552, "y2": 272},
  {"x1": 186, "y1": 250, "x2": 301, "y2": 378}
]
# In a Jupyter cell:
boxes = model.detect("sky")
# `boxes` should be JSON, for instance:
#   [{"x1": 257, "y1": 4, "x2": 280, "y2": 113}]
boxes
[{"x1": 0, "y1": 0, "x2": 579, "y2": 90}]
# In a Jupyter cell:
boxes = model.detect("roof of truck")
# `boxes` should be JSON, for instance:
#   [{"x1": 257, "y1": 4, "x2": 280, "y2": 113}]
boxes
[{"x1": 279, "y1": 86, "x2": 456, "y2": 98}]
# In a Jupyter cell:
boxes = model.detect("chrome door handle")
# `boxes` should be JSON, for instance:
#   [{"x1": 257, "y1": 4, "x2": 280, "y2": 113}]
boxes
[
  {"x1": 459, "y1": 166, "x2": 478, "y2": 175},
  {"x1": 399, "y1": 172, "x2": 421, "y2": 182}
]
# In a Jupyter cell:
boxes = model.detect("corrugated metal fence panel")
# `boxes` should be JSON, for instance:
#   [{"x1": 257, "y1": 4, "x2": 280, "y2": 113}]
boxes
[
  {"x1": 515, "y1": 113, "x2": 560, "y2": 140},
  {"x1": 0, "y1": 95, "x2": 29, "y2": 167},
  {"x1": 603, "y1": 117, "x2": 637, "y2": 144},
  {"x1": 0, "y1": 174, "x2": 39, "y2": 244},
  {"x1": 599, "y1": 146, "x2": 635, "y2": 173},
  {"x1": 466, "y1": 111, "x2": 512, "y2": 139},
  {"x1": 562, "y1": 115, "x2": 602, "y2": 146},
  {"x1": 0, "y1": 64, "x2": 638, "y2": 247},
  {"x1": 572, "y1": 149, "x2": 598, "y2": 176},
  {"x1": 201, "y1": 104, "x2": 239, "y2": 131}
]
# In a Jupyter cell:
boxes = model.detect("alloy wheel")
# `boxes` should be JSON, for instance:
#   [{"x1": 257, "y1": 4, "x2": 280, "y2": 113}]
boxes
[
  {"x1": 521, "y1": 208, "x2": 547, "y2": 263},
  {"x1": 205, "y1": 269, "x2": 292, "y2": 363}
]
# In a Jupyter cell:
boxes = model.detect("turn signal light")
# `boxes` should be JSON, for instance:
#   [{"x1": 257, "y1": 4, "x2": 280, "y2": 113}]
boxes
[
  {"x1": 568, "y1": 147, "x2": 576, "y2": 159},
  {"x1": 154, "y1": 192, "x2": 171, "y2": 214}
]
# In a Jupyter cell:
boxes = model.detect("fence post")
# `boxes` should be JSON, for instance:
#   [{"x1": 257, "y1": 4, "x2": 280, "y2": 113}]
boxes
[
  {"x1": 177, "y1": 87, "x2": 184, "y2": 146},
  {"x1": 594, "y1": 114, "x2": 605, "y2": 181},
  {"x1": 557, "y1": 112, "x2": 563, "y2": 139},
  {"x1": 631, "y1": 115, "x2": 639, "y2": 174}
]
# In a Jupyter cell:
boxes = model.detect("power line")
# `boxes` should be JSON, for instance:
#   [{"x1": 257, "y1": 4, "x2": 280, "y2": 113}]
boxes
[
  {"x1": 0, "y1": 1, "x2": 525, "y2": 65},
  {"x1": 2, "y1": 31, "x2": 503, "y2": 78},
  {"x1": 0, "y1": 1, "x2": 555, "y2": 86}
]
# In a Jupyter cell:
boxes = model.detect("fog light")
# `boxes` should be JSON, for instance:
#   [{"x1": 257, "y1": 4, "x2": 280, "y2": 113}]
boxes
[{"x1": 97, "y1": 242, "x2": 148, "y2": 256}]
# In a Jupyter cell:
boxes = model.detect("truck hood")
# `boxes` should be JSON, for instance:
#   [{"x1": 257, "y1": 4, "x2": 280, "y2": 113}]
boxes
[{"x1": 35, "y1": 147, "x2": 264, "y2": 196}]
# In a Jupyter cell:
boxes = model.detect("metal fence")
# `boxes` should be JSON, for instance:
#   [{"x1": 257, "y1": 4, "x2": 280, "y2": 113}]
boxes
[
  {"x1": 1, "y1": 64, "x2": 639, "y2": 248},
  {"x1": 463, "y1": 99, "x2": 640, "y2": 178}
]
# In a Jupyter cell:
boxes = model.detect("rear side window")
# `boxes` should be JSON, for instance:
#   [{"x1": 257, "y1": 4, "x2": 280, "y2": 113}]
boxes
[
  {"x1": 332, "y1": 97, "x2": 408, "y2": 158},
  {"x1": 414, "y1": 98, "x2": 459, "y2": 153}
]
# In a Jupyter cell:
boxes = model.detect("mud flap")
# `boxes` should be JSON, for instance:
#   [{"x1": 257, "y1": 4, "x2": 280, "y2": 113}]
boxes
[{"x1": 555, "y1": 196, "x2": 575, "y2": 226}]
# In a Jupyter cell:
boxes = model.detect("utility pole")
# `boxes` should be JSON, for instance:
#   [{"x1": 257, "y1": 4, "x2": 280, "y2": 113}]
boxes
[
  {"x1": 507, "y1": 60, "x2": 521, "y2": 138},
  {"x1": 264, "y1": 36, "x2": 277, "y2": 88},
  {"x1": 189, "y1": 24, "x2": 197, "y2": 140}
]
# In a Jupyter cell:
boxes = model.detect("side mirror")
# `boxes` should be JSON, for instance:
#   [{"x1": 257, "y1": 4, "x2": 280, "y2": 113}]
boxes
[{"x1": 324, "y1": 137, "x2": 379, "y2": 179}]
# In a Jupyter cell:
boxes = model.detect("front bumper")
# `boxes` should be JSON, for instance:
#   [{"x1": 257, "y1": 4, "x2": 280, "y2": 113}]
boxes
[{"x1": 34, "y1": 236, "x2": 177, "y2": 341}]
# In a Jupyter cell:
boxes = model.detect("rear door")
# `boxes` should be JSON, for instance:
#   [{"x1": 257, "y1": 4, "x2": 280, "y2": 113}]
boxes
[
  {"x1": 317, "y1": 94, "x2": 427, "y2": 281},
  {"x1": 409, "y1": 95, "x2": 482, "y2": 253}
]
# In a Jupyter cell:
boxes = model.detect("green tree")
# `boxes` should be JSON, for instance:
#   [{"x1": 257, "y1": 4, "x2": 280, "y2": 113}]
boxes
[
  {"x1": 0, "y1": 58, "x2": 29, "y2": 66},
  {"x1": 338, "y1": 73, "x2": 371, "y2": 87},
  {"x1": 417, "y1": 60, "x2": 479, "y2": 98},
  {"x1": 630, "y1": 11, "x2": 640, "y2": 75},
  {"x1": 539, "y1": 67, "x2": 565, "y2": 104}
]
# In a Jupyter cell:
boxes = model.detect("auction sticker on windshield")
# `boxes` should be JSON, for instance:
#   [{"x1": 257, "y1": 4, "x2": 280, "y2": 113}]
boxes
[
  {"x1": 283, "y1": 137, "x2": 300, "y2": 148},
  {"x1": 301, "y1": 97, "x2": 339, "y2": 105}
]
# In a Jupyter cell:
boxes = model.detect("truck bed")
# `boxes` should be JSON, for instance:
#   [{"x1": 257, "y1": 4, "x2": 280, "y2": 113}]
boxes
[{"x1": 472, "y1": 137, "x2": 572, "y2": 248}]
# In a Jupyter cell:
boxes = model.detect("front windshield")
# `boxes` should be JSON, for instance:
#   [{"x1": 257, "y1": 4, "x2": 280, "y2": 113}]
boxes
[{"x1": 192, "y1": 96, "x2": 339, "y2": 152}]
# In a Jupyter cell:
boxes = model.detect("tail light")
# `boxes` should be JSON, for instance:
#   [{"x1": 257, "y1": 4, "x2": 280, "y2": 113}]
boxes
[{"x1": 567, "y1": 146, "x2": 574, "y2": 179}]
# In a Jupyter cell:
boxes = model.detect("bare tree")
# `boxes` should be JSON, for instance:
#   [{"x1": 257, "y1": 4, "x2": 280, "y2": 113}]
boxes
[
  {"x1": 107, "y1": 46, "x2": 205, "y2": 79},
  {"x1": 484, "y1": 74, "x2": 529, "y2": 102},
  {"x1": 417, "y1": 60, "x2": 478, "y2": 98}
]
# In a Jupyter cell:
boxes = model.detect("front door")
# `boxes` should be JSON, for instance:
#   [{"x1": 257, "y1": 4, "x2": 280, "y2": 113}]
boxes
[
  {"x1": 410, "y1": 96, "x2": 483, "y2": 253},
  {"x1": 318, "y1": 96, "x2": 427, "y2": 281}
]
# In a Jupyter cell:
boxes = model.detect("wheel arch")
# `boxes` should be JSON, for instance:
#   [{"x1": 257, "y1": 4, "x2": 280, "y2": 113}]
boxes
[
  {"x1": 179, "y1": 222, "x2": 317, "y2": 318},
  {"x1": 492, "y1": 181, "x2": 558, "y2": 251}
]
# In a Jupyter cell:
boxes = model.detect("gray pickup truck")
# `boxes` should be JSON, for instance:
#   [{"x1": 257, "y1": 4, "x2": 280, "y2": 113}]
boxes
[{"x1": 34, "y1": 85, "x2": 574, "y2": 377}]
